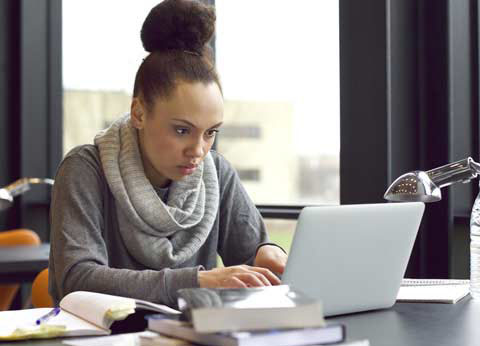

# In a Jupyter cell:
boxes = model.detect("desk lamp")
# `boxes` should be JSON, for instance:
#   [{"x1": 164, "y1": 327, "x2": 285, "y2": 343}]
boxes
[
  {"x1": 0, "y1": 178, "x2": 54, "y2": 211},
  {"x1": 384, "y1": 157, "x2": 480, "y2": 202},
  {"x1": 384, "y1": 157, "x2": 480, "y2": 299}
]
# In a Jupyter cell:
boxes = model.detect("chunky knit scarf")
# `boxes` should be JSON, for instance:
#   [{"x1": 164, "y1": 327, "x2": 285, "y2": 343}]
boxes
[{"x1": 94, "y1": 114, "x2": 219, "y2": 269}]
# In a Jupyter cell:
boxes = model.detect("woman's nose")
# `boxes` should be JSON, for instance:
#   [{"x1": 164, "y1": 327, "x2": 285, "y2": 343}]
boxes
[{"x1": 186, "y1": 138, "x2": 204, "y2": 158}]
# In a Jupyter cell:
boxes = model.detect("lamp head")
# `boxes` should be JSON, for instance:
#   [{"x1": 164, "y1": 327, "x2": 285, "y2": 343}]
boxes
[
  {"x1": 384, "y1": 157, "x2": 480, "y2": 203},
  {"x1": 0, "y1": 189, "x2": 13, "y2": 211},
  {"x1": 384, "y1": 171, "x2": 442, "y2": 203}
]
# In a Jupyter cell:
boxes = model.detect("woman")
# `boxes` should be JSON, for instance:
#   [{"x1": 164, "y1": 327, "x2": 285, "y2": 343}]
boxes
[{"x1": 49, "y1": 0, "x2": 287, "y2": 308}]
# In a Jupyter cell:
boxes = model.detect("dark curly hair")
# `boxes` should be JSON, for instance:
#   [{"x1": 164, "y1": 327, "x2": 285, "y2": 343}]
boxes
[{"x1": 133, "y1": 0, "x2": 221, "y2": 110}]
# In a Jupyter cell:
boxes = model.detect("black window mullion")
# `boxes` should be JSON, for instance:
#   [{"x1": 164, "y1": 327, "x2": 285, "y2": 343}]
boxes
[{"x1": 17, "y1": 0, "x2": 62, "y2": 242}]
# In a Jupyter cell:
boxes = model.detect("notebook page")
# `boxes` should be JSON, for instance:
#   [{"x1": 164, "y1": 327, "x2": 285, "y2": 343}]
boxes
[
  {"x1": 0, "y1": 308, "x2": 106, "y2": 339},
  {"x1": 60, "y1": 291, "x2": 135, "y2": 330},
  {"x1": 134, "y1": 298, "x2": 181, "y2": 315},
  {"x1": 397, "y1": 283, "x2": 470, "y2": 303},
  {"x1": 0, "y1": 308, "x2": 52, "y2": 337},
  {"x1": 48, "y1": 309, "x2": 108, "y2": 336}
]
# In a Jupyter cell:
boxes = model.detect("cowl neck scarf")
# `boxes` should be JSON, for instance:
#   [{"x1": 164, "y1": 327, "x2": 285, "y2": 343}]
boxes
[{"x1": 94, "y1": 114, "x2": 219, "y2": 269}]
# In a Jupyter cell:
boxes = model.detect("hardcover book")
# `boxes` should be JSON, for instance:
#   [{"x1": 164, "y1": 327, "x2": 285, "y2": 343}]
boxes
[
  {"x1": 147, "y1": 317, "x2": 345, "y2": 346},
  {"x1": 177, "y1": 285, "x2": 325, "y2": 333}
]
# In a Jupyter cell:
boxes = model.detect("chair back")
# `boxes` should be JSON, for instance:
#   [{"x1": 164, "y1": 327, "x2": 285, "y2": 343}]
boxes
[
  {"x1": 31, "y1": 268, "x2": 54, "y2": 308},
  {"x1": 0, "y1": 229, "x2": 41, "y2": 310}
]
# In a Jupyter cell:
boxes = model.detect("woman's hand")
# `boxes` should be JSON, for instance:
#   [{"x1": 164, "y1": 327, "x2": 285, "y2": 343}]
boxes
[
  {"x1": 198, "y1": 265, "x2": 281, "y2": 288},
  {"x1": 253, "y1": 245, "x2": 288, "y2": 276}
]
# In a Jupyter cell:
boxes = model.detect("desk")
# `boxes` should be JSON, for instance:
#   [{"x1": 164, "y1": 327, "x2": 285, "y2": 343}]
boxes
[
  {"x1": 0, "y1": 298, "x2": 479, "y2": 346},
  {"x1": 330, "y1": 297, "x2": 480, "y2": 345},
  {"x1": 0, "y1": 243, "x2": 49, "y2": 283}
]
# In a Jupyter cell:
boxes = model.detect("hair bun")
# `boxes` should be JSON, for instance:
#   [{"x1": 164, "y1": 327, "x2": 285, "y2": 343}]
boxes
[{"x1": 141, "y1": 0, "x2": 216, "y2": 54}]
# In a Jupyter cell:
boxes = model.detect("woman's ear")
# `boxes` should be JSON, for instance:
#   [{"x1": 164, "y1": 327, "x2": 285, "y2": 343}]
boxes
[{"x1": 131, "y1": 98, "x2": 146, "y2": 130}]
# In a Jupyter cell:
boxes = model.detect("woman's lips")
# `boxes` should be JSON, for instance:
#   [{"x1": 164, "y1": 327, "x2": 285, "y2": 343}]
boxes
[{"x1": 178, "y1": 164, "x2": 197, "y2": 175}]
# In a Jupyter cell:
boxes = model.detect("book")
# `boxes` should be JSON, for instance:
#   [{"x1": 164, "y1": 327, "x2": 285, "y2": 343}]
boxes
[
  {"x1": 176, "y1": 285, "x2": 325, "y2": 333},
  {"x1": 396, "y1": 278, "x2": 470, "y2": 303},
  {"x1": 146, "y1": 317, "x2": 345, "y2": 346},
  {"x1": 61, "y1": 331, "x2": 184, "y2": 346},
  {"x1": 0, "y1": 291, "x2": 180, "y2": 341},
  {"x1": 62, "y1": 331, "x2": 161, "y2": 346},
  {"x1": 335, "y1": 340, "x2": 370, "y2": 346}
]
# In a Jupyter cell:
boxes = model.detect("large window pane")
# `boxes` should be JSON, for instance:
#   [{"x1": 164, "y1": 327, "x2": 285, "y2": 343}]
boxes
[
  {"x1": 63, "y1": 0, "x2": 159, "y2": 154},
  {"x1": 215, "y1": 1, "x2": 340, "y2": 205}
]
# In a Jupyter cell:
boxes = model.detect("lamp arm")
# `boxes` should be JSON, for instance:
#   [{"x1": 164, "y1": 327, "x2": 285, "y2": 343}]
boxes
[
  {"x1": 5, "y1": 178, "x2": 31, "y2": 197},
  {"x1": 427, "y1": 157, "x2": 480, "y2": 188},
  {"x1": 4, "y1": 178, "x2": 54, "y2": 197}
]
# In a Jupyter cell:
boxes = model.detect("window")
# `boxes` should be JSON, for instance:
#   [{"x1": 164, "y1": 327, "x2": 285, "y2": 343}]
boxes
[
  {"x1": 63, "y1": 1, "x2": 340, "y2": 206},
  {"x1": 62, "y1": 0, "x2": 160, "y2": 154},
  {"x1": 215, "y1": 0, "x2": 340, "y2": 206}
]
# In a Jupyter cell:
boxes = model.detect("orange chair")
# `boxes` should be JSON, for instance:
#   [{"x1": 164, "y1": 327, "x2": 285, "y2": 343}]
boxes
[
  {"x1": 31, "y1": 268, "x2": 53, "y2": 308},
  {"x1": 0, "y1": 229, "x2": 41, "y2": 310}
]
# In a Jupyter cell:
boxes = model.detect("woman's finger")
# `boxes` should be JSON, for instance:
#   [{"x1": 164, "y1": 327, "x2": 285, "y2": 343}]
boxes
[
  {"x1": 228, "y1": 276, "x2": 248, "y2": 288},
  {"x1": 234, "y1": 272, "x2": 269, "y2": 287},
  {"x1": 248, "y1": 266, "x2": 282, "y2": 285},
  {"x1": 235, "y1": 266, "x2": 273, "y2": 286}
]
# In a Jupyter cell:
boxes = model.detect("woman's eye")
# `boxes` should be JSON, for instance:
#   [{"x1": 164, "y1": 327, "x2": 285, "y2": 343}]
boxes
[
  {"x1": 206, "y1": 129, "x2": 219, "y2": 138},
  {"x1": 175, "y1": 127, "x2": 189, "y2": 135}
]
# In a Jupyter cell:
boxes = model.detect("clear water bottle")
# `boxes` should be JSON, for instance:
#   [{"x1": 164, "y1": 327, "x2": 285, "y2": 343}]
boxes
[{"x1": 470, "y1": 189, "x2": 480, "y2": 299}]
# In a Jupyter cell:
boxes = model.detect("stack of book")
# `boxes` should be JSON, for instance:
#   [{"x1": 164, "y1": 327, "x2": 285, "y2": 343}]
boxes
[
  {"x1": 143, "y1": 285, "x2": 368, "y2": 346},
  {"x1": 0, "y1": 287, "x2": 366, "y2": 345}
]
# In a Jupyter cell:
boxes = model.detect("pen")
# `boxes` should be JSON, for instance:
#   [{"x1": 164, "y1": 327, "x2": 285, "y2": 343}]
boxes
[{"x1": 36, "y1": 307, "x2": 61, "y2": 325}]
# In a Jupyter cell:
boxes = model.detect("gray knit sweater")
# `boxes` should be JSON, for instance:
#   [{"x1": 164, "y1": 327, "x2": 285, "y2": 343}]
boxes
[{"x1": 48, "y1": 145, "x2": 269, "y2": 307}]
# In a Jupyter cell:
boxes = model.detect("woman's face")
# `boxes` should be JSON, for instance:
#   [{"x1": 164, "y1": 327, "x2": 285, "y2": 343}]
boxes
[{"x1": 131, "y1": 81, "x2": 224, "y2": 188}]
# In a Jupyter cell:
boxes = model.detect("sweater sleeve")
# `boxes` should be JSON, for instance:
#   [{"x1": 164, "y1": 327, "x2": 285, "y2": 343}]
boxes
[
  {"x1": 214, "y1": 153, "x2": 270, "y2": 266},
  {"x1": 48, "y1": 152, "x2": 200, "y2": 307}
]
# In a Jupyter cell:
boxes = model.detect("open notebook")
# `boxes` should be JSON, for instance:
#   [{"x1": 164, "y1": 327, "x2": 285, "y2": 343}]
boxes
[
  {"x1": 0, "y1": 291, "x2": 179, "y2": 341},
  {"x1": 396, "y1": 279, "x2": 470, "y2": 304}
]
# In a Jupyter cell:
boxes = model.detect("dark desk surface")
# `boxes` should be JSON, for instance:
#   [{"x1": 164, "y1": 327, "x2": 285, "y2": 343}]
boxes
[
  {"x1": 330, "y1": 296, "x2": 479, "y2": 345},
  {"x1": 0, "y1": 243, "x2": 49, "y2": 283},
  {"x1": 1, "y1": 297, "x2": 479, "y2": 346}
]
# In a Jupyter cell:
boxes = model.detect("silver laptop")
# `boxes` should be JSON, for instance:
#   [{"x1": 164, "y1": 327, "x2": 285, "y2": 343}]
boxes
[{"x1": 281, "y1": 202, "x2": 425, "y2": 316}]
